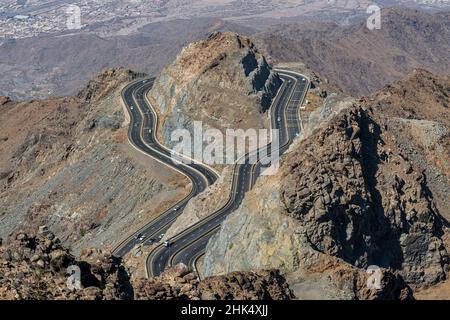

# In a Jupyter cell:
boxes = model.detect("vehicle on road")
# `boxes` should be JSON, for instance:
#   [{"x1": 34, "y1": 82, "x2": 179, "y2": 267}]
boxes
[
  {"x1": 134, "y1": 234, "x2": 146, "y2": 242},
  {"x1": 164, "y1": 240, "x2": 172, "y2": 247}
]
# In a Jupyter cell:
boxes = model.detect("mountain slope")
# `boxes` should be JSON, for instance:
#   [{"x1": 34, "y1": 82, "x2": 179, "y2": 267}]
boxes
[
  {"x1": 0, "y1": 68, "x2": 189, "y2": 253},
  {"x1": 255, "y1": 8, "x2": 450, "y2": 96},
  {"x1": 204, "y1": 69, "x2": 450, "y2": 299},
  {"x1": 0, "y1": 229, "x2": 294, "y2": 300}
]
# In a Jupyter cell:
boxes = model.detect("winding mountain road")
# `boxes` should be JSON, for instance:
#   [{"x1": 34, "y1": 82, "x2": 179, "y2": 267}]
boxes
[
  {"x1": 113, "y1": 69, "x2": 310, "y2": 279},
  {"x1": 112, "y1": 79, "x2": 218, "y2": 257}
]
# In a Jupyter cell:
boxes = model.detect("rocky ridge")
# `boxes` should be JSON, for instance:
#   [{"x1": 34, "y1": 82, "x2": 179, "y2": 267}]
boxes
[
  {"x1": 133, "y1": 263, "x2": 294, "y2": 300},
  {"x1": 0, "y1": 228, "x2": 294, "y2": 300},
  {"x1": 204, "y1": 70, "x2": 449, "y2": 299},
  {"x1": 148, "y1": 31, "x2": 281, "y2": 149}
]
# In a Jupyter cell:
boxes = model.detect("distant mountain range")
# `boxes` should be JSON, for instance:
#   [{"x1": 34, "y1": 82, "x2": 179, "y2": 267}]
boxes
[
  {"x1": 255, "y1": 8, "x2": 450, "y2": 96},
  {"x1": 1, "y1": 7, "x2": 449, "y2": 100},
  {"x1": 0, "y1": 17, "x2": 253, "y2": 100}
]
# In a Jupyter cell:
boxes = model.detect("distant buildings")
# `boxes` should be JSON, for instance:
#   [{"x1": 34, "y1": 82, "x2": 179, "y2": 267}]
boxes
[{"x1": 0, "y1": 1, "x2": 164, "y2": 39}]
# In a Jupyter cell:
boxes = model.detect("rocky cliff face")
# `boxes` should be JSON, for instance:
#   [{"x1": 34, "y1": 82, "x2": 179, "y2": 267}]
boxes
[
  {"x1": 204, "y1": 70, "x2": 449, "y2": 299},
  {"x1": 148, "y1": 31, "x2": 281, "y2": 148},
  {"x1": 0, "y1": 68, "x2": 188, "y2": 253},
  {"x1": 368, "y1": 69, "x2": 450, "y2": 221}
]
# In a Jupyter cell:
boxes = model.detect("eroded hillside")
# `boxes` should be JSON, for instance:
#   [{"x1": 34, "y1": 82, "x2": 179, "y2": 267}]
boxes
[
  {"x1": 0, "y1": 68, "x2": 189, "y2": 253},
  {"x1": 204, "y1": 69, "x2": 450, "y2": 299}
]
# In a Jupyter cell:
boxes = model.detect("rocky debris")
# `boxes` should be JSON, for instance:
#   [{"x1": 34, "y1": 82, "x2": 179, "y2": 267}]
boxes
[
  {"x1": 0, "y1": 229, "x2": 133, "y2": 300},
  {"x1": 363, "y1": 69, "x2": 450, "y2": 221},
  {"x1": 149, "y1": 31, "x2": 281, "y2": 147},
  {"x1": 133, "y1": 264, "x2": 294, "y2": 300},
  {"x1": 291, "y1": 255, "x2": 413, "y2": 300},
  {"x1": 204, "y1": 70, "x2": 449, "y2": 299},
  {"x1": 414, "y1": 278, "x2": 450, "y2": 300},
  {"x1": 197, "y1": 269, "x2": 295, "y2": 300},
  {"x1": 13, "y1": 133, "x2": 58, "y2": 160}
]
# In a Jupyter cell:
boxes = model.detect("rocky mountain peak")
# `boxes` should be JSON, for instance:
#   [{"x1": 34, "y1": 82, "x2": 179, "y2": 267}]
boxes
[
  {"x1": 177, "y1": 31, "x2": 257, "y2": 78},
  {"x1": 149, "y1": 32, "x2": 281, "y2": 146}
]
